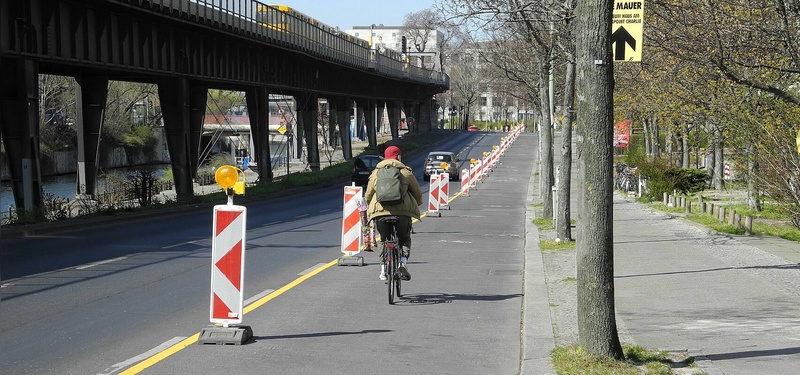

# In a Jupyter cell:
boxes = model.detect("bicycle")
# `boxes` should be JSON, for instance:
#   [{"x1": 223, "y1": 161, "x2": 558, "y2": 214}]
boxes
[{"x1": 382, "y1": 219, "x2": 402, "y2": 305}]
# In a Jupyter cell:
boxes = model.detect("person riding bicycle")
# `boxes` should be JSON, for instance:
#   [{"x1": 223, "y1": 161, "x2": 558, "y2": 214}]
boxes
[{"x1": 364, "y1": 145, "x2": 422, "y2": 281}]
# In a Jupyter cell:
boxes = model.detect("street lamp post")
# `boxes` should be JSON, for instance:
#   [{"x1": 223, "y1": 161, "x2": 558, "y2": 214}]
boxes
[{"x1": 369, "y1": 24, "x2": 375, "y2": 49}]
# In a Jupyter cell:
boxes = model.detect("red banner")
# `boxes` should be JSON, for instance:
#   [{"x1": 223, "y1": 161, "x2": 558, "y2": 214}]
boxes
[{"x1": 614, "y1": 119, "x2": 630, "y2": 148}]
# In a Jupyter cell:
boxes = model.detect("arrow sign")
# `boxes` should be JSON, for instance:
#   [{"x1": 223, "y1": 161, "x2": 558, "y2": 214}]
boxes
[
  {"x1": 612, "y1": 26, "x2": 636, "y2": 61},
  {"x1": 612, "y1": 0, "x2": 645, "y2": 62}
]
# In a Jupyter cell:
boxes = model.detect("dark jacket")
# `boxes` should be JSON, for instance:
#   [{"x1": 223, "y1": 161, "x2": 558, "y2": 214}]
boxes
[{"x1": 364, "y1": 158, "x2": 423, "y2": 221}]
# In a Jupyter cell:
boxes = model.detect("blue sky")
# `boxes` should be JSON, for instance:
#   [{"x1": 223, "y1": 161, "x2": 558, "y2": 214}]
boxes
[{"x1": 275, "y1": 1, "x2": 437, "y2": 30}]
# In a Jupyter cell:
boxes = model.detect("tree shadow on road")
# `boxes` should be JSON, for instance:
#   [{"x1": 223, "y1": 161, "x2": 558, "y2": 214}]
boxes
[
  {"x1": 251, "y1": 329, "x2": 392, "y2": 341},
  {"x1": 399, "y1": 292, "x2": 522, "y2": 305}
]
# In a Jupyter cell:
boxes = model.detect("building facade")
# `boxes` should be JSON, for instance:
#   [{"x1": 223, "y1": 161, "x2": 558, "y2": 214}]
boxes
[{"x1": 346, "y1": 25, "x2": 444, "y2": 72}]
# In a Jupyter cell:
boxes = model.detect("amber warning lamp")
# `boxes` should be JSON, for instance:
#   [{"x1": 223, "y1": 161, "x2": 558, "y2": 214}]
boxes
[{"x1": 215, "y1": 165, "x2": 246, "y2": 202}]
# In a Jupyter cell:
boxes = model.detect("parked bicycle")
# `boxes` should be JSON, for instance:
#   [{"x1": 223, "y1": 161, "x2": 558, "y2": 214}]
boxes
[{"x1": 615, "y1": 163, "x2": 639, "y2": 193}]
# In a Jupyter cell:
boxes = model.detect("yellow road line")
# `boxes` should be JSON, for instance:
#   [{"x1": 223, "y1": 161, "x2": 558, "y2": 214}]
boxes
[
  {"x1": 119, "y1": 189, "x2": 466, "y2": 373},
  {"x1": 243, "y1": 259, "x2": 338, "y2": 313},
  {"x1": 119, "y1": 334, "x2": 200, "y2": 375},
  {"x1": 120, "y1": 259, "x2": 338, "y2": 374}
]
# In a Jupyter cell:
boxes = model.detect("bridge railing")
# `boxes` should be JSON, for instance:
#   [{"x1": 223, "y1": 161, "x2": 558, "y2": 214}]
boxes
[{"x1": 123, "y1": 0, "x2": 445, "y2": 86}]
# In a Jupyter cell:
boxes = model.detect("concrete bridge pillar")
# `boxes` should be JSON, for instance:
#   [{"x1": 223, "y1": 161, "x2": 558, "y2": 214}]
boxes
[
  {"x1": 245, "y1": 86, "x2": 273, "y2": 183},
  {"x1": 74, "y1": 76, "x2": 109, "y2": 197},
  {"x1": 297, "y1": 94, "x2": 320, "y2": 171},
  {"x1": 386, "y1": 101, "x2": 402, "y2": 140},
  {"x1": 0, "y1": 57, "x2": 43, "y2": 213},
  {"x1": 418, "y1": 98, "x2": 436, "y2": 132},
  {"x1": 332, "y1": 97, "x2": 353, "y2": 162},
  {"x1": 356, "y1": 98, "x2": 377, "y2": 149},
  {"x1": 158, "y1": 78, "x2": 206, "y2": 197}
]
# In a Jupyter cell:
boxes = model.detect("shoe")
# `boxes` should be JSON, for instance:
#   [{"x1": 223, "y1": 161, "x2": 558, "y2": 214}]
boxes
[
  {"x1": 398, "y1": 263, "x2": 411, "y2": 281},
  {"x1": 379, "y1": 272, "x2": 387, "y2": 281}
]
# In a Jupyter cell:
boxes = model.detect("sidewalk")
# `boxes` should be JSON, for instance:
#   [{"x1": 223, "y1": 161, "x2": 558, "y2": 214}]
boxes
[{"x1": 529, "y1": 130, "x2": 800, "y2": 374}]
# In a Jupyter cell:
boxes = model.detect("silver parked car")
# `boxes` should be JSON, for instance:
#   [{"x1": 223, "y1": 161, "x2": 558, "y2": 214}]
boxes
[{"x1": 423, "y1": 151, "x2": 460, "y2": 181}]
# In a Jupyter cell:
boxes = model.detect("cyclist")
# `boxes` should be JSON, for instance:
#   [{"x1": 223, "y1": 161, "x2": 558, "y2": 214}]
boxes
[{"x1": 364, "y1": 145, "x2": 423, "y2": 281}]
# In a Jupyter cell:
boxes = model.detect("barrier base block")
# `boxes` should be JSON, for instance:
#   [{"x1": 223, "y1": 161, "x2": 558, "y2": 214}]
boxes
[
  {"x1": 198, "y1": 325, "x2": 253, "y2": 345},
  {"x1": 338, "y1": 255, "x2": 364, "y2": 266}
]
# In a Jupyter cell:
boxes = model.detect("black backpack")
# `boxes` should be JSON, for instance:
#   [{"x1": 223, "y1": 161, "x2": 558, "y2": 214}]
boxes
[{"x1": 375, "y1": 165, "x2": 404, "y2": 206}]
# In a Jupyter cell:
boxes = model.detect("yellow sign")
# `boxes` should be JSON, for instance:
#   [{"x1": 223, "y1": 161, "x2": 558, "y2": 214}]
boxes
[
  {"x1": 612, "y1": 0, "x2": 644, "y2": 62},
  {"x1": 278, "y1": 123, "x2": 287, "y2": 135}
]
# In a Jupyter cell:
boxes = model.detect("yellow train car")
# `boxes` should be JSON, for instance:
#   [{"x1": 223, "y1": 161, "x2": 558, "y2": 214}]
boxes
[
  {"x1": 255, "y1": 4, "x2": 291, "y2": 32},
  {"x1": 255, "y1": 4, "x2": 370, "y2": 47}
]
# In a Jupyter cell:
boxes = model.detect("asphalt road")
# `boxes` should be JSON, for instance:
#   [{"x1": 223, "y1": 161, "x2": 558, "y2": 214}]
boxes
[{"x1": 1, "y1": 130, "x2": 532, "y2": 374}]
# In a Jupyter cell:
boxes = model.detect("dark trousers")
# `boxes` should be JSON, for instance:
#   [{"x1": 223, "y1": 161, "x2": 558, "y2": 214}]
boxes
[{"x1": 374, "y1": 215, "x2": 412, "y2": 261}]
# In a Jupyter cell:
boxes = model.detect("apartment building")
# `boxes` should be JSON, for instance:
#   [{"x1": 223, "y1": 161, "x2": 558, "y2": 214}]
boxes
[{"x1": 346, "y1": 25, "x2": 443, "y2": 72}]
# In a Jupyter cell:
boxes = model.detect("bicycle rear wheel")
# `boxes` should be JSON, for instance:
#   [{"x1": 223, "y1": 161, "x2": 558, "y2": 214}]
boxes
[
  {"x1": 387, "y1": 253, "x2": 396, "y2": 305},
  {"x1": 394, "y1": 247, "x2": 402, "y2": 298}
]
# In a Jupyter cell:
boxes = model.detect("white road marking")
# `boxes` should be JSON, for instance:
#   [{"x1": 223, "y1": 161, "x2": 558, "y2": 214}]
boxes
[
  {"x1": 244, "y1": 288, "x2": 276, "y2": 306},
  {"x1": 299, "y1": 263, "x2": 328, "y2": 276},
  {"x1": 75, "y1": 256, "x2": 129, "y2": 270},
  {"x1": 97, "y1": 336, "x2": 186, "y2": 375},
  {"x1": 162, "y1": 240, "x2": 202, "y2": 249},
  {"x1": 673, "y1": 318, "x2": 800, "y2": 335}
]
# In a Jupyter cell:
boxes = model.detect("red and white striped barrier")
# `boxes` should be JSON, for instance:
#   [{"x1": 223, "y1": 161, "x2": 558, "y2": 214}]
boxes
[
  {"x1": 341, "y1": 185, "x2": 363, "y2": 256},
  {"x1": 461, "y1": 168, "x2": 470, "y2": 196},
  {"x1": 439, "y1": 173, "x2": 450, "y2": 208},
  {"x1": 210, "y1": 204, "x2": 247, "y2": 326},
  {"x1": 470, "y1": 162, "x2": 479, "y2": 187},
  {"x1": 428, "y1": 173, "x2": 441, "y2": 216}
]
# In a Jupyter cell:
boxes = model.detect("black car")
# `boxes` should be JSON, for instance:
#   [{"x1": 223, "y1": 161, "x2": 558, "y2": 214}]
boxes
[{"x1": 351, "y1": 154, "x2": 384, "y2": 186}]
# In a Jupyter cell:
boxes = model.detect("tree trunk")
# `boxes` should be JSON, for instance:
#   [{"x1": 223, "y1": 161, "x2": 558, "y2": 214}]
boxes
[
  {"x1": 539, "y1": 60, "x2": 555, "y2": 220},
  {"x1": 706, "y1": 119, "x2": 715, "y2": 174},
  {"x1": 665, "y1": 123, "x2": 673, "y2": 165},
  {"x1": 713, "y1": 124, "x2": 725, "y2": 191},
  {"x1": 652, "y1": 115, "x2": 660, "y2": 159},
  {"x1": 574, "y1": 0, "x2": 624, "y2": 360},
  {"x1": 557, "y1": 60, "x2": 575, "y2": 241},
  {"x1": 642, "y1": 116, "x2": 651, "y2": 157},
  {"x1": 746, "y1": 141, "x2": 762, "y2": 211},
  {"x1": 682, "y1": 122, "x2": 690, "y2": 169}
]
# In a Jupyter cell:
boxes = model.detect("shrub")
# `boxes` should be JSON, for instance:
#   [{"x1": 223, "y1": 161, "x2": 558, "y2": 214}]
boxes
[
  {"x1": 666, "y1": 168, "x2": 708, "y2": 194},
  {"x1": 635, "y1": 160, "x2": 709, "y2": 199}
]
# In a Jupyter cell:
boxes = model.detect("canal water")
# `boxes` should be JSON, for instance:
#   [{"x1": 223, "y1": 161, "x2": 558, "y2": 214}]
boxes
[{"x1": 0, "y1": 165, "x2": 171, "y2": 217}]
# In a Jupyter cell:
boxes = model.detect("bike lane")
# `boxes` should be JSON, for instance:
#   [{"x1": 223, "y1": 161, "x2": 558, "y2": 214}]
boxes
[{"x1": 123, "y1": 130, "x2": 543, "y2": 375}]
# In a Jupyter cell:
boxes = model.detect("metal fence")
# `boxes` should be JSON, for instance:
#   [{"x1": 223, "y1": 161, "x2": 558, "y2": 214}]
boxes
[{"x1": 121, "y1": 0, "x2": 446, "y2": 86}]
